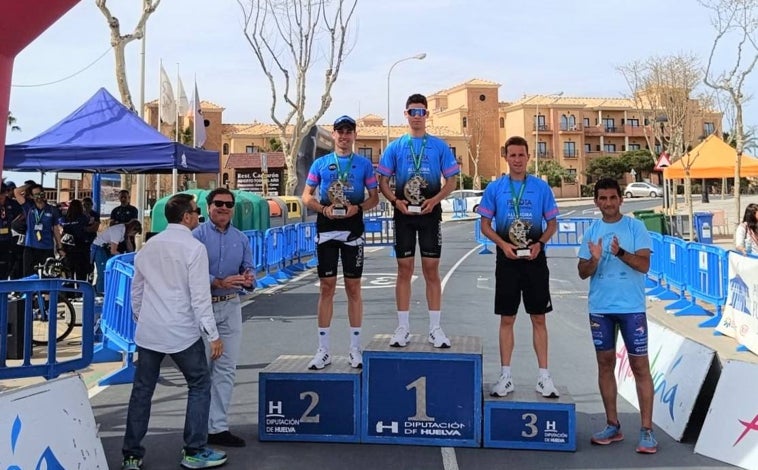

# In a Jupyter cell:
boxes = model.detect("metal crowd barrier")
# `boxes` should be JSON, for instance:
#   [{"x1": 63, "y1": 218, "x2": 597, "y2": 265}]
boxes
[
  {"x1": 244, "y1": 229, "x2": 265, "y2": 273},
  {"x1": 452, "y1": 198, "x2": 467, "y2": 219},
  {"x1": 258, "y1": 227, "x2": 290, "y2": 287},
  {"x1": 0, "y1": 279, "x2": 96, "y2": 381},
  {"x1": 473, "y1": 217, "x2": 596, "y2": 254},
  {"x1": 364, "y1": 217, "x2": 395, "y2": 248},
  {"x1": 648, "y1": 237, "x2": 729, "y2": 330},
  {"x1": 296, "y1": 222, "x2": 318, "y2": 269}
]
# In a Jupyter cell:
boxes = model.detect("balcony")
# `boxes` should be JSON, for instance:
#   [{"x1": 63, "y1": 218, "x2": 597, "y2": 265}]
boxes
[
  {"x1": 603, "y1": 126, "x2": 625, "y2": 135},
  {"x1": 562, "y1": 151, "x2": 578, "y2": 158},
  {"x1": 559, "y1": 124, "x2": 583, "y2": 133},
  {"x1": 532, "y1": 124, "x2": 553, "y2": 133},
  {"x1": 535, "y1": 150, "x2": 553, "y2": 159},
  {"x1": 584, "y1": 126, "x2": 604, "y2": 137},
  {"x1": 624, "y1": 124, "x2": 647, "y2": 137}
]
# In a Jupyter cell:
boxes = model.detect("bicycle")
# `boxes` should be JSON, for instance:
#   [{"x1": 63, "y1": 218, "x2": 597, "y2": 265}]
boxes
[{"x1": 25, "y1": 257, "x2": 77, "y2": 346}]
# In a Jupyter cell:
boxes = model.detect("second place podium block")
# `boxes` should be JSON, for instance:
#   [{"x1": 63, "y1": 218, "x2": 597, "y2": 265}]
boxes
[
  {"x1": 258, "y1": 355, "x2": 361, "y2": 443},
  {"x1": 361, "y1": 334, "x2": 483, "y2": 447}
]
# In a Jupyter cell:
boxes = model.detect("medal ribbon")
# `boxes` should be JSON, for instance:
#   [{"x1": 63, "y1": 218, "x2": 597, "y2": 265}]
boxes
[
  {"x1": 406, "y1": 134, "x2": 427, "y2": 176},
  {"x1": 334, "y1": 153, "x2": 354, "y2": 183},
  {"x1": 508, "y1": 176, "x2": 528, "y2": 220}
]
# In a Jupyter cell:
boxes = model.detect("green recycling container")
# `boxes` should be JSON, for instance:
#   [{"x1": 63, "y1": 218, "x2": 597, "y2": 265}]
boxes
[
  {"x1": 632, "y1": 209, "x2": 655, "y2": 219},
  {"x1": 234, "y1": 190, "x2": 270, "y2": 232},
  {"x1": 638, "y1": 213, "x2": 666, "y2": 234}
]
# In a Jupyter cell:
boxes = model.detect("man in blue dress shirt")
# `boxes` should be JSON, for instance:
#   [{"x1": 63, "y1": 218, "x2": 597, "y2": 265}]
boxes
[{"x1": 193, "y1": 188, "x2": 254, "y2": 448}]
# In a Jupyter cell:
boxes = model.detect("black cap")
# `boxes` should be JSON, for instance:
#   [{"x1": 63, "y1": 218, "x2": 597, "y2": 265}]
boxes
[{"x1": 333, "y1": 115, "x2": 356, "y2": 130}]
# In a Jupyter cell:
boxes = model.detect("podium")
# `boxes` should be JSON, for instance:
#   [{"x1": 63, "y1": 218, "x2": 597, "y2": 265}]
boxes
[
  {"x1": 258, "y1": 355, "x2": 361, "y2": 443},
  {"x1": 483, "y1": 386, "x2": 576, "y2": 451},
  {"x1": 360, "y1": 334, "x2": 482, "y2": 447}
]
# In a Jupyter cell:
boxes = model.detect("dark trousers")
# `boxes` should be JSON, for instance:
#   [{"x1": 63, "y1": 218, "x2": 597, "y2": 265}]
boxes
[
  {"x1": 0, "y1": 240, "x2": 14, "y2": 279},
  {"x1": 122, "y1": 338, "x2": 211, "y2": 459},
  {"x1": 23, "y1": 246, "x2": 54, "y2": 278}
]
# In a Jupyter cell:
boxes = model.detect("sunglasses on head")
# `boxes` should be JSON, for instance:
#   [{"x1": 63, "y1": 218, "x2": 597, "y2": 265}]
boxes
[
  {"x1": 211, "y1": 200, "x2": 234, "y2": 208},
  {"x1": 406, "y1": 108, "x2": 428, "y2": 117}
]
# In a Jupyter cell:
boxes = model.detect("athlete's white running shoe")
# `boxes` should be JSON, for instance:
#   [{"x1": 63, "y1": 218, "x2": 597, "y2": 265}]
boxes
[
  {"x1": 536, "y1": 375, "x2": 560, "y2": 398},
  {"x1": 427, "y1": 327, "x2": 451, "y2": 348},
  {"x1": 389, "y1": 326, "x2": 410, "y2": 347},
  {"x1": 490, "y1": 374, "x2": 515, "y2": 397},
  {"x1": 348, "y1": 347, "x2": 363, "y2": 368},
  {"x1": 307, "y1": 348, "x2": 331, "y2": 370}
]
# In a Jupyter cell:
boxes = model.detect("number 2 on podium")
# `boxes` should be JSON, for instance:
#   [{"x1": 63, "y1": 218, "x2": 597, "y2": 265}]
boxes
[{"x1": 406, "y1": 377, "x2": 435, "y2": 422}]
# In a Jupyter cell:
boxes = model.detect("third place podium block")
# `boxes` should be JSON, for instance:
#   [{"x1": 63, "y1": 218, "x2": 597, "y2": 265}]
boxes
[
  {"x1": 258, "y1": 355, "x2": 361, "y2": 443},
  {"x1": 483, "y1": 386, "x2": 576, "y2": 451},
  {"x1": 361, "y1": 334, "x2": 482, "y2": 447}
]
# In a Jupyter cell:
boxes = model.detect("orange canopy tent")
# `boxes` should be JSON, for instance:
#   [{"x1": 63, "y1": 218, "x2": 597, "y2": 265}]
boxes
[{"x1": 663, "y1": 134, "x2": 758, "y2": 179}]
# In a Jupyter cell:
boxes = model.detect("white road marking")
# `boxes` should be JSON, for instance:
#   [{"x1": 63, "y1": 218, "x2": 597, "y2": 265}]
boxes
[{"x1": 439, "y1": 244, "x2": 482, "y2": 470}]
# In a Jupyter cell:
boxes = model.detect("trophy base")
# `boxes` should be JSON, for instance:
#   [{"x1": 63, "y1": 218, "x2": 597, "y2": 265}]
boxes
[
  {"x1": 515, "y1": 248, "x2": 531, "y2": 258},
  {"x1": 332, "y1": 207, "x2": 347, "y2": 217},
  {"x1": 407, "y1": 205, "x2": 422, "y2": 214}
]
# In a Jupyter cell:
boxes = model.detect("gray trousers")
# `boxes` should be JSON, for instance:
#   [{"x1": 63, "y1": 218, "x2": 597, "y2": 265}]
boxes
[{"x1": 206, "y1": 296, "x2": 243, "y2": 433}]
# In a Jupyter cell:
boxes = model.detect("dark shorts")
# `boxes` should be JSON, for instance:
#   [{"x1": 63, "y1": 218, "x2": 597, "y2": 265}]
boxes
[
  {"x1": 393, "y1": 215, "x2": 442, "y2": 259},
  {"x1": 494, "y1": 249, "x2": 552, "y2": 315},
  {"x1": 589, "y1": 312, "x2": 648, "y2": 356},
  {"x1": 316, "y1": 239, "x2": 364, "y2": 279}
]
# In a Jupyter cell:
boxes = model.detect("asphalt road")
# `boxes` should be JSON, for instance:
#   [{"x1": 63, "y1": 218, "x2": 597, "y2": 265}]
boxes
[{"x1": 90, "y1": 218, "x2": 735, "y2": 469}]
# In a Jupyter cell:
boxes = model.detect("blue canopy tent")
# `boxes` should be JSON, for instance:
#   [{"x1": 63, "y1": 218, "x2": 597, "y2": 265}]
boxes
[
  {"x1": 4, "y1": 87, "x2": 218, "y2": 212},
  {"x1": 4, "y1": 87, "x2": 218, "y2": 173}
]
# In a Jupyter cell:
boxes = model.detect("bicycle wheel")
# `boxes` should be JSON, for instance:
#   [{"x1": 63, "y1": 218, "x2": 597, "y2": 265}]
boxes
[{"x1": 31, "y1": 294, "x2": 77, "y2": 346}]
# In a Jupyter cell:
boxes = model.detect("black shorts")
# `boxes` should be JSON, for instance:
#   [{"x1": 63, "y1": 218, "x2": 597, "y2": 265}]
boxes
[
  {"x1": 494, "y1": 249, "x2": 552, "y2": 315},
  {"x1": 316, "y1": 239, "x2": 364, "y2": 279},
  {"x1": 393, "y1": 214, "x2": 442, "y2": 259}
]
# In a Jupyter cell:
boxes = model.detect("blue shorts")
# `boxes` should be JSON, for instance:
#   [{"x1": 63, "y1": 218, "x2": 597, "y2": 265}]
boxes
[{"x1": 589, "y1": 313, "x2": 648, "y2": 356}]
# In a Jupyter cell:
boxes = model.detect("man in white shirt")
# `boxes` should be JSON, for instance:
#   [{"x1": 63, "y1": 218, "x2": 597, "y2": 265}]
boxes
[{"x1": 121, "y1": 194, "x2": 228, "y2": 470}]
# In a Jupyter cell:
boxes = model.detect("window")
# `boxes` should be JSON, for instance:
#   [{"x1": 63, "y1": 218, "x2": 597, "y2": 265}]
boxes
[
  {"x1": 628, "y1": 143, "x2": 641, "y2": 151},
  {"x1": 536, "y1": 115, "x2": 547, "y2": 130},
  {"x1": 245, "y1": 145, "x2": 258, "y2": 154},
  {"x1": 537, "y1": 142, "x2": 547, "y2": 157},
  {"x1": 567, "y1": 168, "x2": 577, "y2": 180},
  {"x1": 568, "y1": 115, "x2": 576, "y2": 129},
  {"x1": 563, "y1": 141, "x2": 576, "y2": 157},
  {"x1": 499, "y1": 117, "x2": 505, "y2": 128},
  {"x1": 585, "y1": 143, "x2": 592, "y2": 153},
  {"x1": 627, "y1": 118, "x2": 640, "y2": 127},
  {"x1": 604, "y1": 143, "x2": 616, "y2": 152},
  {"x1": 358, "y1": 147, "x2": 373, "y2": 159},
  {"x1": 583, "y1": 117, "x2": 590, "y2": 127},
  {"x1": 449, "y1": 146, "x2": 457, "y2": 157},
  {"x1": 479, "y1": 94, "x2": 486, "y2": 101},
  {"x1": 602, "y1": 118, "x2": 615, "y2": 132},
  {"x1": 462, "y1": 117, "x2": 467, "y2": 128},
  {"x1": 654, "y1": 144, "x2": 662, "y2": 154},
  {"x1": 560, "y1": 115, "x2": 568, "y2": 131},
  {"x1": 704, "y1": 122, "x2": 715, "y2": 135},
  {"x1": 222, "y1": 143, "x2": 229, "y2": 155}
]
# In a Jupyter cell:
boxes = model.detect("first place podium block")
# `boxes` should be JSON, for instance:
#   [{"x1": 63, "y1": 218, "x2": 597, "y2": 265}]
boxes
[
  {"x1": 483, "y1": 386, "x2": 576, "y2": 451},
  {"x1": 361, "y1": 334, "x2": 482, "y2": 447},
  {"x1": 258, "y1": 355, "x2": 361, "y2": 443}
]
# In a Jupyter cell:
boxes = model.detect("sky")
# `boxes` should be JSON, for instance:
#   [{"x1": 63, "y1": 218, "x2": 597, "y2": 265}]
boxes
[{"x1": 5, "y1": 0, "x2": 758, "y2": 154}]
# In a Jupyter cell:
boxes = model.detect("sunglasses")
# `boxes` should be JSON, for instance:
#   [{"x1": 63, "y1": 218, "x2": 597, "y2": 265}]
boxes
[
  {"x1": 31, "y1": 193, "x2": 44, "y2": 198},
  {"x1": 211, "y1": 200, "x2": 235, "y2": 208},
  {"x1": 188, "y1": 207, "x2": 202, "y2": 215},
  {"x1": 406, "y1": 108, "x2": 428, "y2": 117}
]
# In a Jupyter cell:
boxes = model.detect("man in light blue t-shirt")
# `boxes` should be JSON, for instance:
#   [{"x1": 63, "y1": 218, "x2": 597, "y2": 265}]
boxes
[{"x1": 577, "y1": 178, "x2": 657, "y2": 454}]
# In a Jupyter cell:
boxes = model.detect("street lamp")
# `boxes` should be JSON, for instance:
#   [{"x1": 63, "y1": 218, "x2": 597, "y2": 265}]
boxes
[
  {"x1": 386, "y1": 53, "x2": 427, "y2": 149},
  {"x1": 534, "y1": 91, "x2": 563, "y2": 177}
]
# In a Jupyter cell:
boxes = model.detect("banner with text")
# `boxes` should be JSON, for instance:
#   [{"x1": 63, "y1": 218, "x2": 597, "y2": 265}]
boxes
[
  {"x1": 715, "y1": 252, "x2": 758, "y2": 355},
  {"x1": 236, "y1": 169, "x2": 283, "y2": 196},
  {"x1": 695, "y1": 360, "x2": 758, "y2": 469},
  {"x1": 614, "y1": 320, "x2": 715, "y2": 441}
]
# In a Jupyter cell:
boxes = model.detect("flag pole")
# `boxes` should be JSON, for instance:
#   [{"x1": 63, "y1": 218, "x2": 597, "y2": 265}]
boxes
[{"x1": 175, "y1": 62, "x2": 180, "y2": 143}]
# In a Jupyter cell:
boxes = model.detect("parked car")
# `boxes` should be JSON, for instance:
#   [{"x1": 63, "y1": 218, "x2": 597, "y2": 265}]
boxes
[
  {"x1": 440, "y1": 189, "x2": 484, "y2": 213},
  {"x1": 624, "y1": 182, "x2": 663, "y2": 198}
]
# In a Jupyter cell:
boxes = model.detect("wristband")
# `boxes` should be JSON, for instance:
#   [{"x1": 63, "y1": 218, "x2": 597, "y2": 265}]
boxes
[
  {"x1": 389, "y1": 199, "x2": 397, "y2": 207},
  {"x1": 615, "y1": 247, "x2": 626, "y2": 258},
  {"x1": 538, "y1": 240, "x2": 545, "y2": 249}
]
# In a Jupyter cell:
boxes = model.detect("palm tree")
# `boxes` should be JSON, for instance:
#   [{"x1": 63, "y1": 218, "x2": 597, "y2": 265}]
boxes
[{"x1": 7, "y1": 111, "x2": 20, "y2": 132}]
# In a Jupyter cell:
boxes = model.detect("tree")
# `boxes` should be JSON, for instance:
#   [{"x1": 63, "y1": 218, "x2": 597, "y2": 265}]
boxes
[
  {"x1": 528, "y1": 159, "x2": 574, "y2": 187},
  {"x1": 266, "y1": 137, "x2": 283, "y2": 152},
  {"x1": 618, "y1": 53, "x2": 712, "y2": 234},
  {"x1": 238, "y1": 0, "x2": 357, "y2": 195},
  {"x1": 461, "y1": 109, "x2": 494, "y2": 190},
  {"x1": 620, "y1": 149, "x2": 655, "y2": 180},
  {"x1": 700, "y1": 0, "x2": 758, "y2": 218},
  {"x1": 7, "y1": 111, "x2": 20, "y2": 132},
  {"x1": 96, "y1": 0, "x2": 162, "y2": 111},
  {"x1": 584, "y1": 156, "x2": 630, "y2": 182}
]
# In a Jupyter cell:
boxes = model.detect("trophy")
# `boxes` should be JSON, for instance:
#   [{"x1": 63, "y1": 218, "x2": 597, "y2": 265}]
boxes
[
  {"x1": 508, "y1": 219, "x2": 533, "y2": 257},
  {"x1": 403, "y1": 175, "x2": 428, "y2": 214},
  {"x1": 328, "y1": 180, "x2": 348, "y2": 217}
]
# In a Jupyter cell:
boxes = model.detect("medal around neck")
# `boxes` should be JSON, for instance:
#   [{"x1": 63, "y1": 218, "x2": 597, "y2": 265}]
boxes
[
  {"x1": 508, "y1": 219, "x2": 533, "y2": 257},
  {"x1": 404, "y1": 175, "x2": 427, "y2": 213},
  {"x1": 328, "y1": 180, "x2": 349, "y2": 216}
]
